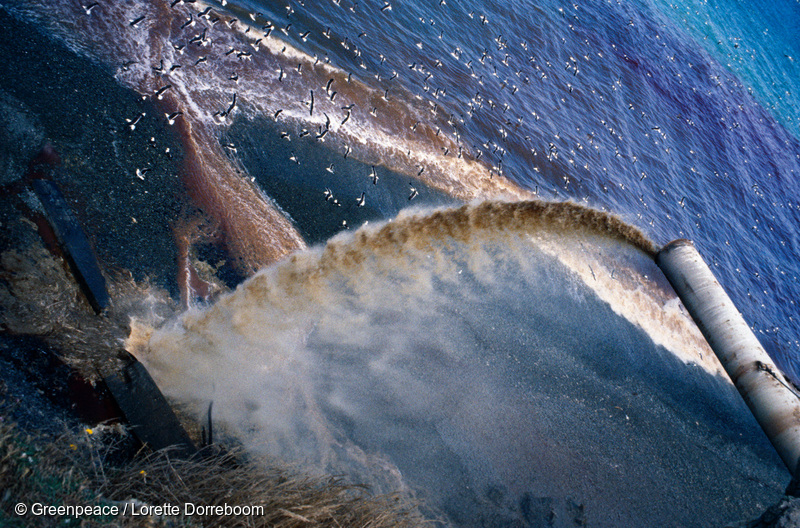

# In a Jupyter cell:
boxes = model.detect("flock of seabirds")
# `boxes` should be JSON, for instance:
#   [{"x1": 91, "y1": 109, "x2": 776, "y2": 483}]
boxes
[
  {"x1": 74, "y1": 0, "x2": 628, "y2": 229},
  {"x1": 80, "y1": 0, "x2": 482, "y2": 225},
  {"x1": 63, "y1": 0, "x2": 747, "y2": 250}
]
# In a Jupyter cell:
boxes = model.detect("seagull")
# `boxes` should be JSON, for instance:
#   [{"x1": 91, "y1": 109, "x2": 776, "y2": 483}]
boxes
[
  {"x1": 189, "y1": 29, "x2": 207, "y2": 45},
  {"x1": 135, "y1": 167, "x2": 151, "y2": 180},
  {"x1": 381, "y1": 2, "x2": 391, "y2": 12},
  {"x1": 223, "y1": 93, "x2": 237, "y2": 116},
  {"x1": 340, "y1": 110, "x2": 350, "y2": 125},
  {"x1": 83, "y1": 2, "x2": 99, "y2": 15},
  {"x1": 323, "y1": 188, "x2": 333, "y2": 201},
  {"x1": 356, "y1": 192, "x2": 366, "y2": 206},
  {"x1": 130, "y1": 15, "x2": 145, "y2": 27},
  {"x1": 166, "y1": 111, "x2": 183, "y2": 125},
  {"x1": 326, "y1": 163, "x2": 335, "y2": 173},
  {"x1": 155, "y1": 84, "x2": 172, "y2": 99},
  {"x1": 126, "y1": 112, "x2": 145, "y2": 131},
  {"x1": 408, "y1": 185, "x2": 419, "y2": 200},
  {"x1": 370, "y1": 166, "x2": 378, "y2": 184},
  {"x1": 308, "y1": 90, "x2": 314, "y2": 116}
]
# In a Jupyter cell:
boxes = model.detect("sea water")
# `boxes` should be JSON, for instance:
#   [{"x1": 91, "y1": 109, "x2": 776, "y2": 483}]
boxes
[{"x1": 2, "y1": 0, "x2": 799, "y2": 525}]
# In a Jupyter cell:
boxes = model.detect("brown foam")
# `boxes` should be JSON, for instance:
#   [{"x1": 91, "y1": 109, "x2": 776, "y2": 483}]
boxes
[{"x1": 321, "y1": 200, "x2": 657, "y2": 266}]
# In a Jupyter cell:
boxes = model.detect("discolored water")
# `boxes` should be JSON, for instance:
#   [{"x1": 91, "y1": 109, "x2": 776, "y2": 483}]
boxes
[{"x1": 1, "y1": 0, "x2": 798, "y2": 525}]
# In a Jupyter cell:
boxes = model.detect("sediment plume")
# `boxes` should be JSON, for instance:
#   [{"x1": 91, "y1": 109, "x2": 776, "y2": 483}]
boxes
[
  {"x1": 133, "y1": 198, "x2": 736, "y2": 527},
  {"x1": 352, "y1": 200, "x2": 658, "y2": 257},
  {"x1": 6, "y1": 0, "x2": 531, "y2": 272},
  {"x1": 304, "y1": 199, "x2": 657, "y2": 285},
  {"x1": 178, "y1": 119, "x2": 306, "y2": 273}
]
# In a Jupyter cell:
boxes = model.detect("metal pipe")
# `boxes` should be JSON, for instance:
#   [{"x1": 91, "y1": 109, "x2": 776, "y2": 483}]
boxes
[{"x1": 656, "y1": 239, "x2": 800, "y2": 478}]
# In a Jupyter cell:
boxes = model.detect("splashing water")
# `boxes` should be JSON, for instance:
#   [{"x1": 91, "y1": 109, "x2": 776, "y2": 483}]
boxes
[
  {"x1": 1, "y1": 0, "x2": 794, "y2": 524},
  {"x1": 132, "y1": 201, "x2": 781, "y2": 526}
]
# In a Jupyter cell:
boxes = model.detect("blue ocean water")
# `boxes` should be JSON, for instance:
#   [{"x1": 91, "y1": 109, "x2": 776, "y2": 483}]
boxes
[
  {"x1": 2, "y1": 0, "x2": 799, "y2": 524},
  {"x1": 652, "y1": 0, "x2": 800, "y2": 138},
  {"x1": 237, "y1": 0, "x2": 800, "y2": 379}
]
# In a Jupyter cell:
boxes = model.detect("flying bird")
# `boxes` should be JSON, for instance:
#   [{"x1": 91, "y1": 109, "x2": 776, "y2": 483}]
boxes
[
  {"x1": 154, "y1": 84, "x2": 172, "y2": 100},
  {"x1": 126, "y1": 112, "x2": 145, "y2": 131},
  {"x1": 83, "y1": 2, "x2": 99, "y2": 15},
  {"x1": 166, "y1": 111, "x2": 183, "y2": 125},
  {"x1": 223, "y1": 93, "x2": 237, "y2": 117}
]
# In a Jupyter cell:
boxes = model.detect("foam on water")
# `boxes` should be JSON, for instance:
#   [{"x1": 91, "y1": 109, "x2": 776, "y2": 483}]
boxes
[{"x1": 2, "y1": 1, "x2": 793, "y2": 522}]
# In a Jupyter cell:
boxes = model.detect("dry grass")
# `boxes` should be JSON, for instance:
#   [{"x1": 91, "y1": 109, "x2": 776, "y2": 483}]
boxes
[
  {"x1": 0, "y1": 411, "x2": 431, "y2": 528},
  {"x1": 0, "y1": 415, "x2": 102, "y2": 527},
  {"x1": 104, "y1": 448, "x2": 429, "y2": 528}
]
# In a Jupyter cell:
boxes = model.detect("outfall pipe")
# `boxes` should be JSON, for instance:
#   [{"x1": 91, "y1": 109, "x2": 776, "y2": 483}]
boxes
[{"x1": 656, "y1": 239, "x2": 800, "y2": 478}]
